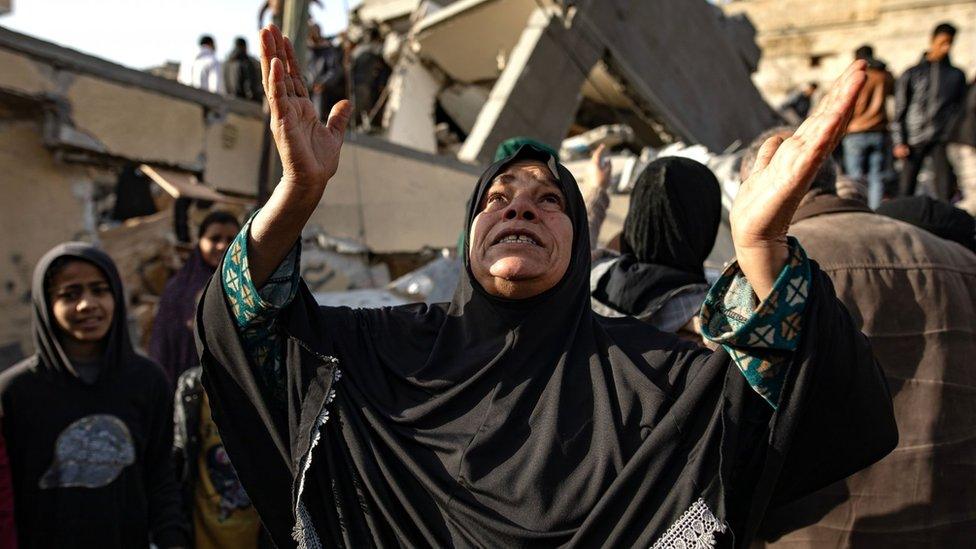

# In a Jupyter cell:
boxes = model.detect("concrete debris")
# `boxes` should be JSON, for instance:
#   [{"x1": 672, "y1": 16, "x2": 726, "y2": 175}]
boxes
[
  {"x1": 560, "y1": 124, "x2": 635, "y2": 160},
  {"x1": 314, "y1": 251, "x2": 460, "y2": 309},
  {"x1": 379, "y1": 0, "x2": 777, "y2": 164}
]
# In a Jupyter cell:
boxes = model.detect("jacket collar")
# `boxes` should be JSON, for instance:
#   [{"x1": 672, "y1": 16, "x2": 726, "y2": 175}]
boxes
[{"x1": 792, "y1": 191, "x2": 873, "y2": 224}]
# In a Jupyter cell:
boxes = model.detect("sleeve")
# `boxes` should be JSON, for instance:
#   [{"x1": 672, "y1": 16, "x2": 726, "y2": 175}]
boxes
[
  {"x1": 147, "y1": 307, "x2": 173, "y2": 384},
  {"x1": 0, "y1": 424, "x2": 16, "y2": 549},
  {"x1": 146, "y1": 371, "x2": 190, "y2": 548},
  {"x1": 700, "y1": 238, "x2": 810, "y2": 409},
  {"x1": 221, "y1": 212, "x2": 302, "y2": 402},
  {"x1": 892, "y1": 71, "x2": 912, "y2": 146}
]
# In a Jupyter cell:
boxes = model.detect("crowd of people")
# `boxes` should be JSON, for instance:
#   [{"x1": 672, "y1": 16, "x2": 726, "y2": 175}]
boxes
[
  {"x1": 178, "y1": 18, "x2": 391, "y2": 131},
  {"x1": 780, "y1": 23, "x2": 976, "y2": 215},
  {"x1": 0, "y1": 16, "x2": 973, "y2": 549}
]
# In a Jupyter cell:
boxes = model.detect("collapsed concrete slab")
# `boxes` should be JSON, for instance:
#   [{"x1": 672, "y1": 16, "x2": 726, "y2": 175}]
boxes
[{"x1": 395, "y1": 0, "x2": 777, "y2": 162}]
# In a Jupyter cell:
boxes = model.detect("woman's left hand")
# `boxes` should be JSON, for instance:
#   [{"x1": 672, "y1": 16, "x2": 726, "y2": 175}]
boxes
[{"x1": 731, "y1": 61, "x2": 866, "y2": 299}]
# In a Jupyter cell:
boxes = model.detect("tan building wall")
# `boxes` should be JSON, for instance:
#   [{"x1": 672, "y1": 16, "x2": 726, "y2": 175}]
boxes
[
  {"x1": 723, "y1": 0, "x2": 976, "y2": 105},
  {"x1": 0, "y1": 119, "x2": 90, "y2": 356},
  {"x1": 0, "y1": 28, "x2": 266, "y2": 361}
]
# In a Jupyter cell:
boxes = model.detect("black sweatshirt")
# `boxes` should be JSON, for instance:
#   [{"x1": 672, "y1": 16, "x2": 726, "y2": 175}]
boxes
[{"x1": 0, "y1": 243, "x2": 187, "y2": 548}]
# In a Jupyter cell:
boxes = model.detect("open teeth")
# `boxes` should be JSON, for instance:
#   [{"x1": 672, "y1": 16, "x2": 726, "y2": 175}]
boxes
[{"x1": 497, "y1": 234, "x2": 539, "y2": 246}]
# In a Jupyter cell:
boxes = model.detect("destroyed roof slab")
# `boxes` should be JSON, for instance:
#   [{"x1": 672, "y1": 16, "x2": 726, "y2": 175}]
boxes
[{"x1": 413, "y1": 0, "x2": 538, "y2": 83}]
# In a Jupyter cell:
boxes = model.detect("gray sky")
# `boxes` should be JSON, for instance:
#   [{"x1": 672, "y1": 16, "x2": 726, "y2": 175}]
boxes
[{"x1": 0, "y1": 0, "x2": 360, "y2": 69}]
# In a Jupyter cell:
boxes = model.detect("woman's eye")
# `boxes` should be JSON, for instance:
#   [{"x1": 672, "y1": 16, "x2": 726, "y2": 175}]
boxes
[
  {"x1": 487, "y1": 193, "x2": 505, "y2": 205},
  {"x1": 541, "y1": 194, "x2": 562, "y2": 207}
]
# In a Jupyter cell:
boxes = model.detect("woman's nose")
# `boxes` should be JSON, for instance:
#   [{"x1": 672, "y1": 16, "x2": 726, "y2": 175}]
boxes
[{"x1": 503, "y1": 197, "x2": 537, "y2": 221}]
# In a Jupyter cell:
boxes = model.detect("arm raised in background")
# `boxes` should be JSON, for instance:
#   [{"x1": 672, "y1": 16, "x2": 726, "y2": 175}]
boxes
[
  {"x1": 249, "y1": 24, "x2": 351, "y2": 288},
  {"x1": 731, "y1": 61, "x2": 866, "y2": 299}
]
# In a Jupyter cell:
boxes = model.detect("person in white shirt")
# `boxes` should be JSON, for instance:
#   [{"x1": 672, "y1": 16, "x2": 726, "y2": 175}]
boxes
[{"x1": 178, "y1": 35, "x2": 225, "y2": 94}]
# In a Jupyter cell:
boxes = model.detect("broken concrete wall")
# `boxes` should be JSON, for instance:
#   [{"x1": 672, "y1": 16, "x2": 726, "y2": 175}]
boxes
[
  {"x1": 0, "y1": 118, "x2": 91, "y2": 361},
  {"x1": 204, "y1": 112, "x2": 265, "y2": 196},
  {"x1": 65, "y1": 74, "x2": 206, "y2": 168},
  {"x1": 306, "y1": 132, "x2": 481, "y2": 253},
  {"x1": 0, "y1": 26, "x2": 264, "y2": 176},
  {"x1": 458, "y1": 7, "x2": 602, "y2": 164},
  {"x1": 576, "y1": 0, "x2": 778, "y2": 153},
  {"x1": 383, "y1": 53, "x2": 442, "y2": 153}
]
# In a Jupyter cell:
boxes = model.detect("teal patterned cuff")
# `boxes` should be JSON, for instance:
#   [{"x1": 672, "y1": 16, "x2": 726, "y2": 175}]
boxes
[
  {"x1": 221, "y1": 211, "x2": 302, "y2": 329},
  {"x1": 700, "y1": 237, "x2": 811, "y2": 408}
]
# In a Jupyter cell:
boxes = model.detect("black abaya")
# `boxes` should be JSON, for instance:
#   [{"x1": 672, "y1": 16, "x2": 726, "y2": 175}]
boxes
[{"x1": 198, "y1": 146, "x2": 896, "y2": 548}]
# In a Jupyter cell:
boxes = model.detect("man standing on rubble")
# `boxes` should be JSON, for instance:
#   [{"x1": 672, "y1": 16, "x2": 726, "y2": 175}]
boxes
[
  {"x1": 842, "y1": 45, "x2": 895, "y2": 208},
  {"x1": 179, "y1": 35, "x2": 225, "y2": 94},
  {"x1": 306, "y1": 24, "x2": 347, "y2": 121},
  {"x1": 350, "y1": 25, "x2": 391, "y2": 130},
  {"x1": 893, "y1": 22, "x2": 967, "y2": 200},
  {"x1": 224, "y1": 37, "x2": 263, "y2": 102}
]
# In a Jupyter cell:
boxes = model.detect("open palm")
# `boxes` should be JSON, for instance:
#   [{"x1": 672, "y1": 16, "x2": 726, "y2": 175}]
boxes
[
  {"x1": 732, "y1": 61, "x2": 866, "y2": 250},
  {"x1": 259, "y1": 25, "x2": 351, "y2": 191}
]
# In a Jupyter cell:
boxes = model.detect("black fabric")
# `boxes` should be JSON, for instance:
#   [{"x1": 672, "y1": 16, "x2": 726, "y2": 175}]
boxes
[
  {"x1": 224, "y1": 48, "x2": 263, "y2": 102},
  {"x1": 949, "y1": 79, "x2": 976, "y2": 147},
  {"x1": 198, "y1": 146, "x2": 897, "y2": 548},
  {"x1": 877, "y1": 196, "x2": 976, "y2": 252},
  {"x1": 0, "y1": 243, "x2": 187, "y2": 548},
  {"x1": 595, "y1": 157, "x2": 721, "y2": 317},
  {"x1": 897, "y1": 140, "x2": 955, "y2": 200},
  {"x1": 307, "y1": 43, "x2": 347, "y2": 121}
]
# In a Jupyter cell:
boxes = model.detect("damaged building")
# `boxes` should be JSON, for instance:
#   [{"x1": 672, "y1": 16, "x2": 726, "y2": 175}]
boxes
[{"x1": 0, "y1": 0, "x2": 777, "y2": 360}]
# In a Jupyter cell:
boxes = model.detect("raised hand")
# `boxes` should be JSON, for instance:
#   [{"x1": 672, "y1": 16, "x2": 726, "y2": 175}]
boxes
[
  {"x1": 260, "y1": 24, "x2": 351, "y2": 192},
  {"x1": 247, "y1": 25, "x2": 352, "y2": 287},
  {"x1": 731, "y1": 61, "x2": 867, "y2": 299}
]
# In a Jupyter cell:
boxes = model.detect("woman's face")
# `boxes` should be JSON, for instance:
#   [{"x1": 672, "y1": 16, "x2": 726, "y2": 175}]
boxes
[
  {"x1": 48, "y1": 260, "x2": 115, "y2": 344},
  {"x1": 200, "y1": 222, "x2": 240, "y2": 268},
  {"x1": 469, "y1": 160, "x2": 574, "y2": 300}
]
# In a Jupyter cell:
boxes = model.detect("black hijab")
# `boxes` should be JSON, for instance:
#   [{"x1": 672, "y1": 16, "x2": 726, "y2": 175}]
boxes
[
  {"x1": 876, "y1": 196, "x2": 975, "y2": 252},
  {"x1": 31, "y1": 243, "x2": 135, "y2": 382},
  {"x1": 594, "y1": 156, "x2": 722, "y2": 317},
  {"x1": 199, "y1": 146, "x2": 896, "y2": 548}
]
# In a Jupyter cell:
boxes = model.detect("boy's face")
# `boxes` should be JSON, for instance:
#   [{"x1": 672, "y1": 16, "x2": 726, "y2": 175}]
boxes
[{"x1": 48, "y1": 260, "x2": 115, "y2": 345}]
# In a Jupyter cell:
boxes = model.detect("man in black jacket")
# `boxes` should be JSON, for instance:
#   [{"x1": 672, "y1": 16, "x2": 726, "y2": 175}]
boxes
[
  {"x1": 305, "y1": 24, "x2": 347, "y2": 121},
  {"x1": 893, "y1": 22, "x2": 968, "y2": 200},
  {"x1": 224, "y1": 37, "x2": 264, "y2": 102}
]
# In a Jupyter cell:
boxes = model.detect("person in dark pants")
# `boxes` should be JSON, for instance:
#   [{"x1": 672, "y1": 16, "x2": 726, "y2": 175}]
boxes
[
  {"x1": 842, "y1": 45, "x2": 895, "y2": 208},
  {"x1": 224, "y1": 37, "x2": 263, "y2": 102},
  {"x1": 892, "y1": 22, "x2": 968, "y2": 200},
  {"x1": 306, "y1": 24, "x2": 347, "y2": 121}
]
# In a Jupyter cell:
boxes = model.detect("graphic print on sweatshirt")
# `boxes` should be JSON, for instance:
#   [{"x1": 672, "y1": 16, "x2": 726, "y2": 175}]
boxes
[{"x1": 39, "y1": 414, "x2": 135, "y2": 489}]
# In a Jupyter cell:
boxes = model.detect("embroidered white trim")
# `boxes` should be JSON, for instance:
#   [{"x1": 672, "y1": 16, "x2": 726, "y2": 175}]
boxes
[
  {"x1": 293, "y1": 366, "x2": 342, "y2": 549},
  {"x1": 650, "y1": 498, "x2": 727, "y2": 549}
]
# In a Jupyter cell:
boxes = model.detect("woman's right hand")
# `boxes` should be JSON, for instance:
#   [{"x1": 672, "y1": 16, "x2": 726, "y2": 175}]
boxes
[
  {"x1": 260, "y1": 24, "x2": 351, "y2": 195},
  {"x1": 247, "y1": 25, "x2": 352, "y2": 288}
]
